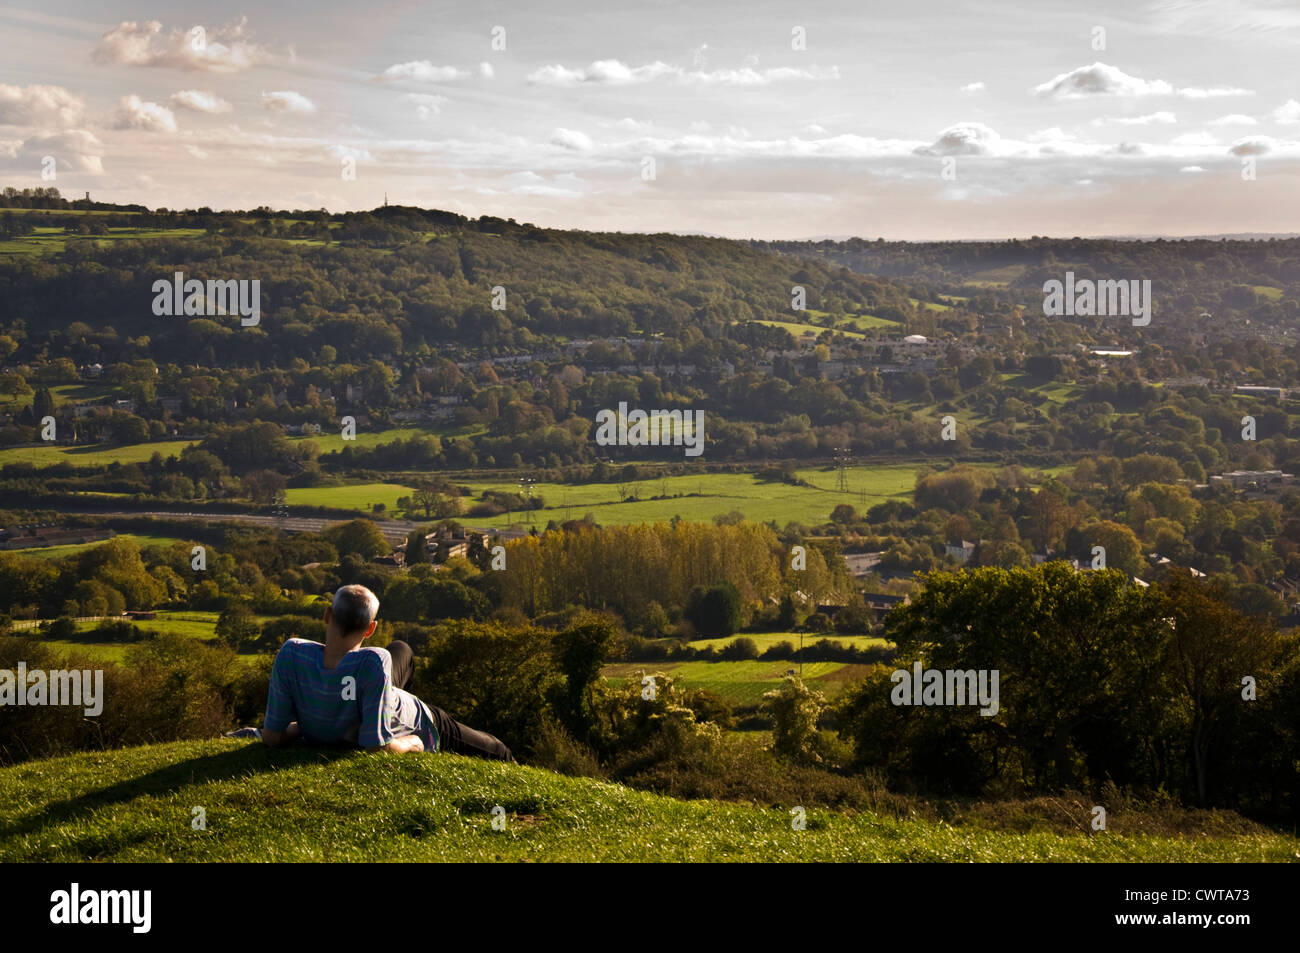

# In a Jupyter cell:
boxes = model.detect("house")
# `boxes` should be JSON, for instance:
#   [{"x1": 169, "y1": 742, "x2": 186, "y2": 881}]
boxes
[
  {"x1": 1210, "y1": 470, "x2": 1295, "y2": 492},
  {"x1": 160, "y1": 397, "x2": 182, "y2": 414},
  {"x1": 946, "y1": 539, "x2": 977, "y2": 564},
  {"x1": 113, "y1": 398, "x2": 136, "y2": 414}
]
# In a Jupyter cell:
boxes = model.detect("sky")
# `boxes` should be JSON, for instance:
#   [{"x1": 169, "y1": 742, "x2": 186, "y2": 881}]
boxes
[{"x1": 1, "y1": 0, "x2": 1298, "y2": 240}]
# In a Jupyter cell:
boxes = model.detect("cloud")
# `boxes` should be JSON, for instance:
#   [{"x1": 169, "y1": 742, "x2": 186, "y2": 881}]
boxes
[
  {"x1": 185, "y1": 144, "x2": 209, "y2": 159},
  {"x1": 168, "y1": 90, "x2": 232, "y2": 114},
  {"x1": 527, "y1": 59, "x2": 839, "y2": 86},
  {"x1": 1271, "y1": 99, "x2": 1300, "y2": 123},
  {"x1": 93, "y1": 18, "x2": 266, "y2": 72},
  {"x1": 1170, "y1": 131, "x2": 1218, "y2": 145},
  {"x1": 375, "y1": 61, "x2": 469, "y2": 83},
  {"x1": 1034, "y1": 62, "x2": 1251, "y2": 99},
  {"x1": 0, "y1": 84, "x2": 85, "y2": 127},
  {"x1": 1207, "y1": 113, "x2": 1257, "y2": 126},
  {"x1": 262, "y1": 90, "x2": 315, "y2": 113},
  {"x1": 1179, "y1": 166, "x2": 1205, "y2": 172},
  {"x1": 959, "y1": 82, "x2": 986, "y2": 95},
  {"x1": 551, "y1": 127, "x2": 594, "y2": 150},
  {"x1": 915, "y1": 121, "x2": 1001, "y2": 156},
  {"x1": 1091, "y1": 111, "x2": 1177, "y2": 126},
  {"x1": 18, "y1": 129, "x2": 104, "y2": 173},
  {"x1": 112, "y1": 94, "x2": 178, "y2": 133},
  {"x1": 1229, "y1": 136, "x2": 1273, "y2": 155},
  {"x1": 1026, "y1": 127, "x2": 1074, "y2": 142},
  {"x1": 479, "y1": 61, "x2": 494, "y2": 79},
  {"x1": 400, "y1": 93, "x2": 445, "y2": 119},
  {"x1": 474, "y1": 170, "x2": 586, "y2": 198}
]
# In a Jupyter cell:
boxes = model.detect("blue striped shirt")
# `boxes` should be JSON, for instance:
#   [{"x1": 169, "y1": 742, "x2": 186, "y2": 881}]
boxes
[{"x1": 263, "y1": 638, "x2": 439, "y2": 752}]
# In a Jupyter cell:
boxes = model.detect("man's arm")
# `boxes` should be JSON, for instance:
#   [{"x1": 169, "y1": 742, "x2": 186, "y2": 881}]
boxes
[
  {"x1": 261, "y1": 644, "x2": 298, "y2": 746},
  {"x1": 262, "y1": 721, "x2": 301, "y2": 748},
  {"x1": 368, "y1": 734, "x2": 424, "y2": 754}
]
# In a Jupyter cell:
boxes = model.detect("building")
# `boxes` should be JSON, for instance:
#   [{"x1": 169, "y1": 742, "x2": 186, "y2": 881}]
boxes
[
  {"x1": 946, "y1": 539, "x2": 977, "y2": 564},
  {"x1": 1210, "y1": 470, "x2": 1295, "y2": 491}
]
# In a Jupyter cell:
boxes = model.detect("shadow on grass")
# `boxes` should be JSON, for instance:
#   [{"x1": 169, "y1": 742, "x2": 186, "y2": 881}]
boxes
[{"x1": 0, "y1": 741, "x2": 359, "y2": 839}]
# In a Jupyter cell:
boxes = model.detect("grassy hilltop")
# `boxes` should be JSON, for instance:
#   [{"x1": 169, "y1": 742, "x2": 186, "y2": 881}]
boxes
[{"x1": 1, "y1": 740, "x2": 1296, "y2": 862}]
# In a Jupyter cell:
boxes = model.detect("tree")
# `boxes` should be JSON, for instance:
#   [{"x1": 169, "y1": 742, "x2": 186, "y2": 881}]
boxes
[
  {"x1": 1160, "y1": 569, "x2": 1280, "y2": 805},
  {"x1": 324, "y1": 519, "x2": 390, "y2": 560},
  {"x1": 763, "y1": 675, "x2": 827, "y2": 763},
  {"x1": 215, "y1": 605, "x2": 260, "y2": 649},
  {"x1": 686, "y1": 582, "x2": 743, "y2": 638},
  {"x1": 404, "y1": 529, "x2": 430, "y2": 565}
]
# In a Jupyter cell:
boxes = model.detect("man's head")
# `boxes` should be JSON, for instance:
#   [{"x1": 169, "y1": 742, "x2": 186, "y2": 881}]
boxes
[{"x1": 325, "y1": 584, "x2": 380, "y2": 642}]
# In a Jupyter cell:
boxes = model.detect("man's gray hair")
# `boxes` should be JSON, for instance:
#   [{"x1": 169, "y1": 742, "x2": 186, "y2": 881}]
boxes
[{"x1": 332, "y1": 584, "x2": 380, "y2": 635}]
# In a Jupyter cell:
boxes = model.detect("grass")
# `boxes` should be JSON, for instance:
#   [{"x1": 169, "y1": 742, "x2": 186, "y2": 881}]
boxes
[
  {"x1": 752, "y1": 318, "x2": 866, "y2": 340},
  {"x1": 603, "y1": 660, "x2": 862, "y2": 705},
  {"x1": 290, "y1": 428, "x2": 428, "y2": 454},
  {"x1": 7, "y1": 533, "x2": 181, "y2": 560},
  {"x1": 442, "y1": 465, "x2": 923, "y2": 530},
  {"x1": 1, "y1": 739, "x2": 1294, "y2": 861},
  {"x1": 283, "y1": 482, "x2": 417, "y2": 512},
  {"x1": 1252, "y1": 285, "x2": 1285, "y2": 301},
  {"x1": 686, "y1": 632, "x2": 888, "y2": 653},
  {"x1": 0, "y1": 438, "x2": 196, "y2": 467}
]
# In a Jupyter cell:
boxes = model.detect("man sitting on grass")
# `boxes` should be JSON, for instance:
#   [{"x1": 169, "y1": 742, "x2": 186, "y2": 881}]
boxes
[{"x1": 260, "y1": 584, "x2": 514, "y2": 761}]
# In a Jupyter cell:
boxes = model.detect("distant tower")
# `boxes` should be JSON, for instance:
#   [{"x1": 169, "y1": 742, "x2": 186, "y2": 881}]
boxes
[
  {"x1": 383, "y1": 192, "x2": 388, "y2": 207},
  {"x1": 84, "y1": 191, "x2": 90, "y2": 202}
]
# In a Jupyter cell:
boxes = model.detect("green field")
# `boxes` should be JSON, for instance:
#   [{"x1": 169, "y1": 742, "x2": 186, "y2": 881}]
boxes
[
  {"x1": 0, "y1": 438, "x2": 197, "y2": 467},
  {"x1": 0, "y1": 225, "x2": 207, "y2": 256},
  {"x1": 453, "y1": 465, "x2": 923, "y2": 529},
  {"x1": 8, "y1": 533, "x2": 181, "y2": 560},
  {"x1": 289, "y1": 427, "x2": 428, "y2": 454},
  {"x1": 1, "y1": 739, "x2": 1292, "y2": 861},
  {"x1": 604, "y1": 660, "x2": 863, "y2": 705},
  {"x1": 686, "y1": 632, "x2": 889, "y2": 653},
  {"x1": 1252, "y1": 285, "x2": 1285, "y2": 301},
  {"x1": 752, "y1": 318, "x2": 867, "y2": 340},
  {"x1": 284, "y1": 482, "x2": 417, "y2": 512}
]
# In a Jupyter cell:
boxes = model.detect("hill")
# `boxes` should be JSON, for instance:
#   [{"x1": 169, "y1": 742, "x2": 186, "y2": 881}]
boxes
[{"x1": 1, "y1": 740, "x2": 1295, "y2": 862}]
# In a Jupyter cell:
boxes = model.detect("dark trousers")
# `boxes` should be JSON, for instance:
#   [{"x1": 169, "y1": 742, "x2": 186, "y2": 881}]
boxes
[{"x1": 387, "y1": 640, "x2": 515, "y2": 762}]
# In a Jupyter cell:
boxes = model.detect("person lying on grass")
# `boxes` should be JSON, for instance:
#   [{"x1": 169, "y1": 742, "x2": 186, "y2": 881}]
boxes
[{"x1": 260, "y1": 583, "x2": 514, "y2": 761}]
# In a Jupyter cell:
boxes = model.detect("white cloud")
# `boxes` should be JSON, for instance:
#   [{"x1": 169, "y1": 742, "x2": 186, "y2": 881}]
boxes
[
  {"x1": 18, "y1": 129, "x2": 104, "y2": 173},
  {"x1": 479, "y1": 62, "x2": 494, "y2": 79},
  {"x1": 1026, "y1": 127, "x2": 1074, "y2": 142},
  {"x1": 1091, "y1": 111, "x2": 1177, "y2": 126},
  {"x1": 527, "y1": 59, "x2": 838, "y2": 87},
  {"x1": 1271, "y1": 99, "x2": 1300, "y2": 123},
  {"x1": 1207, "y1": 113, "x2": 1257, "y2": 126},
  {"x1": 168, "y1": 90, "x2": 232, "y2": 114},
  {"x1": 915, "y1": 121, "x2": 1001, "y2": 156},
  {"x1": 1171, "y1": 131, "x2": 1219, "y2": 145},
  {"x1": 400, "y1": 93, "x2": 445, "y2": 119},
  {"x1": 551, "y1": 127, "x2": 594, "y2": 150},
  {"x1": 959, "y1": 82, "x2": 986, "y2": 95},
  {"x1": 375, "y1": 61, "x2": 469, "y2": 83},
  {"x1": 0, "y1": 84, "x2": 85, "y2": 127},
  {"x1": 185, "y1": 144, "x2": 209, "y2": 159},
  {"x1": 112, "y1": 94, "x2": 178, "y2": 133},
  {"x1": 262, "y1": 90, "x2": 315, "y2": 113},
  {"x1": 1179, "y1": 166, "x2": 1205, "y2": 172},
  {"x1": 1034, "y1": 62, "x2": 1251, "y2": 99},
  {"x1": 93, "y1": 18, "x2": 266, "y2": 72}
]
